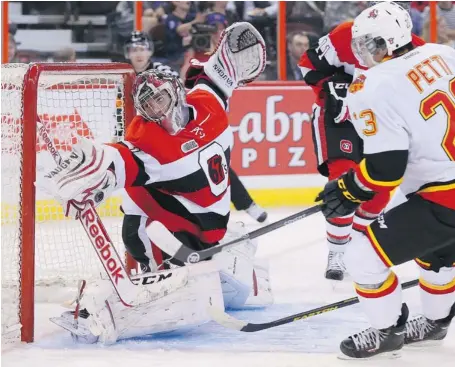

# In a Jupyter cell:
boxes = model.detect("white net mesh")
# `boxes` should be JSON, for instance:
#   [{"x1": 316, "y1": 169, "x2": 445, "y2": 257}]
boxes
[{"x1": 1, "y1": 63, "x2": 132, "y2": 344}]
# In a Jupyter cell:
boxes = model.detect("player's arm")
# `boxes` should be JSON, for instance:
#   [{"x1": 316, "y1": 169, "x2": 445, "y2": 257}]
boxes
[
  {"x1": 105, "y1": 140, "x2": 160, "y2": 189},
  {"x1": 299, "y1": 21, "x2": 355, "y2": 87},
  {"x1": 316, "y1": 87, "x2": 409, "y2": 218},
  {"x1": 38, "y1": 136, "x2": 159, "y2": 217}
]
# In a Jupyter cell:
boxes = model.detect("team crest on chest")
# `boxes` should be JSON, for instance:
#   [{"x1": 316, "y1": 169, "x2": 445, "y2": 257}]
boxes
[{"x1": 348, "y1": 74, "x2": 367, "y2": 94}]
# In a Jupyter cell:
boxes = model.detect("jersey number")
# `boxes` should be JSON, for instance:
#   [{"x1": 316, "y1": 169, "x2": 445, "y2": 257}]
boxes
[
  {"x1": 198, "y1": 142, "x2": 229, "y2": 197},
  {"x1": 419, "y1": 78, "x2": 455, "y2": 161}
]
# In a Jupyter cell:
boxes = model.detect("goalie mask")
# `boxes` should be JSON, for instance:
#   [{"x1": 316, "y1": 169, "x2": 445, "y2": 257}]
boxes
[{"x1": 133, "y1": 70, "x2": 189, "y2": 135}]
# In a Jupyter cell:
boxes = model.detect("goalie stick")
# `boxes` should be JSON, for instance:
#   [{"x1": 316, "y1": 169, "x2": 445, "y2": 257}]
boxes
[
  {"x1": 36, "y1": 117, "x2": 137, "y2": 306},
  {"x1": 147, "y1": 205, "x2": 322, "y2": 264},
  {"x1": 208, "y1": 278, "x2": 419, "y2": 332}
]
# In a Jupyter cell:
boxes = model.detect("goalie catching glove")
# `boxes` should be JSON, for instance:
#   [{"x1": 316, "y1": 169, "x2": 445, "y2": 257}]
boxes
[
  {"x1": 38, "y1": 138, "x2": 116, "y2": 217},
  {"x1": 316, "y1": 169, "x2": 375, "y2": 219},
  {"x1": 185, "y1": 22, "x2": 266, "y2": 98}
]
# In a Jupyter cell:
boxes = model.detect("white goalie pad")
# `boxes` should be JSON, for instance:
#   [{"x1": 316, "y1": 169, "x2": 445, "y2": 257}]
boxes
[
  {"x1": 54, "y1": 261, "x2": 224, "y2": 344},
  {"x1": 214, "y1": 222, "x2": 273, "y2": 309},
  {"x1": 245, "y1": 258, "x2": 274, "y2": 307}
]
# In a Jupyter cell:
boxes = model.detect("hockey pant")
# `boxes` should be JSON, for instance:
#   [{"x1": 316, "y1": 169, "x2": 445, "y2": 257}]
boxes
[
  {"x1": 343, "y1": 195, "x2": 455, "y2": 329},
  {"x1": 230, "y1": 167, "x2": 254, "y2": 211}
]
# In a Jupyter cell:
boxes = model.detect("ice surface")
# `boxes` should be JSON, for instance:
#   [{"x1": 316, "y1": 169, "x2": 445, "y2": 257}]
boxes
[{"x1": 2, "y1": 208, "x2": 454, "y2": 366}]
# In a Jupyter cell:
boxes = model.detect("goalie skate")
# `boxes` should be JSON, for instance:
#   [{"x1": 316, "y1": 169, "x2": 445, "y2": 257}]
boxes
[
  {"x1": 50, "y1": 279, "x2": 99, "y2": 344},
  {"x1": 50, "y1": 309, "x2": 99, "y2": 344}
]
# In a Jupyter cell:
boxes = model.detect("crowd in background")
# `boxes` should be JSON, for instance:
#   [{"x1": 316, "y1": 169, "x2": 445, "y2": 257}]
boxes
[{"x1": 7, "y1": 1, "x2": 455, "y2": 80}]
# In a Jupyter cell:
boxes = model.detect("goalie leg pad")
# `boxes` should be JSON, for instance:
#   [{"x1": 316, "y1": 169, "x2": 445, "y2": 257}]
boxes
[
  {"x1": 214, "y1": 222, "x2": 268, "y2": 309},
  {"x1": 244, "y1": 258, "x2": 274, "y2": 307},
  {"x1": 66, "y1": 262, "x2": 224, "y2": 344}
]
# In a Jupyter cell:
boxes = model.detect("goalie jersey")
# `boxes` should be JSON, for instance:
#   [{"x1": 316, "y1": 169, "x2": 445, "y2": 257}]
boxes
[
  {"x1": 107, "y1": 82, "x2": 233, "y2": 245},
  {"x1": 346, "y1": 43, "x2": 455, "y2": 210}
]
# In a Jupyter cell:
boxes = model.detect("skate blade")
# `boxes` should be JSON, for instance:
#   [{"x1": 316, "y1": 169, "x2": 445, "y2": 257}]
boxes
[
  {"x1": 337, "y1": 350, "x2": 402, "y2": 360},
  {"x1": 404, "y1": 339, "x2": 444, "y2": 349},
  {"x1": 50, "y1": 317, "x2": 87, "y2": 337}
]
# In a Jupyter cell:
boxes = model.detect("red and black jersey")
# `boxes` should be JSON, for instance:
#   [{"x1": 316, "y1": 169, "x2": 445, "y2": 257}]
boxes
[
  {"x1": 299, "y1": 21, "x2": 426, "y2": 103},
  {"x1": 106, "y1": 81, "x2": 233, "y2": 246}
]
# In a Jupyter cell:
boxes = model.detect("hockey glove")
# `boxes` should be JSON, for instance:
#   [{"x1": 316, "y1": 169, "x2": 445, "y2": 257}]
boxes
[
  {"x1": 38, "y1": 138, "x2": 117, "y2": 218},
  {"x1": 184, "y1": 59, "x2": 208, "y2": 90},
  {"x1": 322, "y1": 73, "x2": 352, "y2": 124},
  {"x1": 204, "y1": 22, "x2": 266, "y2": 98},
  {"x1": 315, "y1": 169, "x2": 375, "y2": 219}
]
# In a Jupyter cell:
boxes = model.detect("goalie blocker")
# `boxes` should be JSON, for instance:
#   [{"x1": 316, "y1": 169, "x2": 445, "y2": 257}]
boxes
[{"x1": 39, "y1": 22, "x2": 272, "y2": 344}]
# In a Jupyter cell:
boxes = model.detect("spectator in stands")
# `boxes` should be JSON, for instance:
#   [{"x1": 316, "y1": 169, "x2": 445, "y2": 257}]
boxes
[
  {"x1": 323, "y1": 1, "x2": 367, "y2": 32},
  {"x1": 285, "y1": 2, "x2": 325, "y2": 35},
  {"x1": 228, "y1": 1, "x2": 277, "y2": 20},
  {"x1": 286, "y1": 31, "x2": 318, "y2": 81},
  {"x1": 164, "y1": 2, "x2": 206, "y2": 71},
  {"x1": 53, "y1": 47, "x2": 77, "y2": 62},
  {"x1": 410, "y1": 1, "x2": 429, "y2": 35},
  {"x1": 180, "y1": 10, "x2": 229, "y2": 78},
  {"x1": 228, "y1": 1, "x2": 278, "y2": 71},
  {"x1": 141, "y1": 1, "x2": 174, "y2": 34},
  {"x1": 423, "y1": 1, "x2": 455, "y2": 41},
  {"x1": 422, "y1": 15, "x2": 455, "y2": 47},
  {"x1": 124, "y1": 31, "x2": 179, "y2": 76},
  {"x1": 8, "y1": 32, "x2": 18, "y2": 63},
  {"x1": 142, "y1": 9, "x2": 159, "y2": 34}
]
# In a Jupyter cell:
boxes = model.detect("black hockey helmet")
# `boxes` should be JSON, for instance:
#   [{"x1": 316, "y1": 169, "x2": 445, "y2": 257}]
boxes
[{"x1": 124, "y1": 31, "x2": 154, "y2": 59}]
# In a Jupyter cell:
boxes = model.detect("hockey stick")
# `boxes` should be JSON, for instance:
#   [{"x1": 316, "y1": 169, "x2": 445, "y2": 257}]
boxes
[
  {"x1": 208, "y1": 278, "x2": 419, "y2": 332},
  {"x1": 36, "y1": 117, "x2": 139, "y2": 306},
  {"x1": 147, "y1": 205, "x2": 322, "y2": 264}
]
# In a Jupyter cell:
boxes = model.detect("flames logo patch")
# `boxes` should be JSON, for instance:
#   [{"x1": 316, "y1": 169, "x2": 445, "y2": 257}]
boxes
[{"x1": 348, "y1": 74, "x2": 367, "y2": 94}]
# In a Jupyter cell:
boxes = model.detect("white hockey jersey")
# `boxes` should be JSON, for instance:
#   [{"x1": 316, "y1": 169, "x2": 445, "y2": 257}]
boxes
[{"x1": 347, "y1": 43, "x2": 455, "y2": 210}]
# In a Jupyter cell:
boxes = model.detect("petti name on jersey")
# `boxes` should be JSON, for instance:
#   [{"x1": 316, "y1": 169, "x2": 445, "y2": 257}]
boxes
[{"x1": 407, "y1": 54, "x2": 452, "y2": 93}]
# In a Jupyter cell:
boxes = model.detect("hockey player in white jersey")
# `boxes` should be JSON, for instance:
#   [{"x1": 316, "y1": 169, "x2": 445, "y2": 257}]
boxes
[
  {"x1": 316, "y1": 2, "x2": 455, "y2": 359},
  {"x1": 40, "y1": 22, "x2": 273, "y2": 344}
]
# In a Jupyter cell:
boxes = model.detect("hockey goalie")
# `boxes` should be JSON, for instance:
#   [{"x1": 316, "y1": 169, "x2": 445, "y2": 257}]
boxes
[{"x1": 39, "y1": 22, "x2": 273, "y2": 344}]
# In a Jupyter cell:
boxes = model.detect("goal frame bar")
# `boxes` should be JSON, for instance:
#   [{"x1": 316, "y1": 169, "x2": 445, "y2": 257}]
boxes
[{"x1": 16, "y1": 62, "x2": 136, "y2": 342}]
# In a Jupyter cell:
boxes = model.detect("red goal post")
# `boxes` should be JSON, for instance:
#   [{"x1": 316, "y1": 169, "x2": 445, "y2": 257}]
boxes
[{"x1": 1, "y1": 62, "x2": 137, "y2": 343}]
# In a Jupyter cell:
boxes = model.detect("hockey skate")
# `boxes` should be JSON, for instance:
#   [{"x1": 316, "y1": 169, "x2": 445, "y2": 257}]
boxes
[
  {"x1": 339, "y1": 303, "x2": 409, "y2": 359},
  {"x1": 245, "y1": 203, "x2": 268, "y2": 223},
  {"x1": 325, "y1": 251, "x2": 345, "y2": 281},
  {"x1": 50, "y1": 308, "x2": 99, "y2": 344},
  {"x1": 50, "y1": 279, "x2": 100, "y2": 344},
  {"x1": 404, "y1": 302, "x2": 455, "y2": 346}
]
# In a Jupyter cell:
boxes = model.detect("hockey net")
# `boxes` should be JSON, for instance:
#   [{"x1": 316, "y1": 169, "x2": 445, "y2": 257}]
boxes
[{"x1": 1, "y1": 63, "x2": 136, "y2": 344}]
